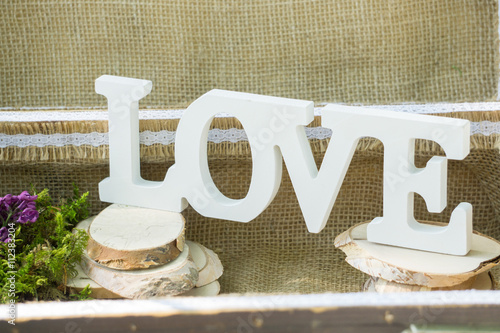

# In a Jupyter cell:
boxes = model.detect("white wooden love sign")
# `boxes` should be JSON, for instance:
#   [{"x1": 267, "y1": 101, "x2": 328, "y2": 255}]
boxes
[{"x1": 96, "y1": 75, "x2": 473, "y2": 256}]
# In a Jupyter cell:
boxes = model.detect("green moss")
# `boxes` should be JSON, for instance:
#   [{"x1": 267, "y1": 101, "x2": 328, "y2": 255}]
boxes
[{"x1": 0, "y1": 185, "x2": 91, "y2": 303}]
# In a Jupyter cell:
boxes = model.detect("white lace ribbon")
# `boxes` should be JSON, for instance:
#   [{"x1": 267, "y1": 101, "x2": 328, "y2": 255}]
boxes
[
  {"x1": 0, "y1": 103, "x2": 499, "y2": 148},
  {"x1": 0, "y1": 122, "x2": 497, "y2": 148}
]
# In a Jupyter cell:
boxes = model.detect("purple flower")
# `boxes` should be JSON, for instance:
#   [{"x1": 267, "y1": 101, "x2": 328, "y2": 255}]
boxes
[
  {"x1": 0, "y1": 191, "x2": 38, "y2": 228},
  {"x1": 0, "y1": 227, "x2": 10, "y2": 243},
  {"x1": 17, "y1": 208, "x2": 38, "y2": 224},
  {"x1": 2, "y1": 194, "x2": 17, "y2": 209},
  {"x1": 18, "y1": 191, "x2": 36, "y2": 202}
]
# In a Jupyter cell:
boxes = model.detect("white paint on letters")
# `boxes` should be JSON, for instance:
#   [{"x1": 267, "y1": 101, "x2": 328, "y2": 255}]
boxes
[{"x1": 96, "y1": 75, "x2": 473, "y2": 255}]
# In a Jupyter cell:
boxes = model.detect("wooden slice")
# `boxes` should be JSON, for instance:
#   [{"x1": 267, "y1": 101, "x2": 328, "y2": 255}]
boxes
[
  {"x1": 187, "y1": 240, "x2": 208, "y2": 271},
  {"x1": 75, "y1": 217, "x2": 197, "y2": 299},
  {"x1": 87, "y1": 204, "x2": 185, "y2": 270},
  {"x1": 186, "y1": 241, "x2": 224, "y2": 287},
  {"x1": 474, "y1": 270, "x2": 495, "y2": 290},
  {"x1": 363, "y1": 272, "x2": 494, "y2": 293},
  {"x1": 335, "y1": 221, "x2": 500, "y2": 288},
  {"x1": 80, "y1": 242, "x2": 198, "y2": 299},
  {"x1": 67, "y1": 263, "x2": 220, "y2": 299},
  {"x1": 66, "y1": 263, "x2": 122, "y2": 299},
  {"x1": 74, "y1": 216, "x2": 94, "y2": 233},
  {"x1": 198, "y1": 246, "x2": 224, "y2": 287},
  {"x1": 179, "y1": 281, "x2": 221, "y2": 297}
]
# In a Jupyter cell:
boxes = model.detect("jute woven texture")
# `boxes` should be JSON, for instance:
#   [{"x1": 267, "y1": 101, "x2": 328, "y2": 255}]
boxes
[
  {"x1": 1, "y1": 111, "x2": 499, "y2": 293},
  {"x1": 1, "y1": 0, "x2": 500, "y2": 294},
  {"x1": 1, "y1": 0, "x2": 499, "y2": 108}
]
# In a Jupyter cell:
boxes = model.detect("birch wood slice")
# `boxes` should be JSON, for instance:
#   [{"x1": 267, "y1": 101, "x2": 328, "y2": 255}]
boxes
[
  {"x1": 80, "y1": 242, "x2": 198, "y2": 299},
  {"x1": 70, "y1": 216, "x2": 118, "y2": 299},
  {"x1": 186, "y1": 240, "x2": 207, "y2": 271},
  {"x1": 74, "y1": 216, "x2": 94, "y2": 233},
  {"x1": 334, "y1": 222, "x2": 500, "y2": 288},
  {"x1": 179, "y1": 281, "x2": 221, "y2": 297},
  {"x1": 66, "y1": 263, "x2": 122, "y2": 299},
  {"x1": 68, "y1": 262, "x2": 220, "y2": 299},
  {"x1": 87, "y1": 204, "x2": 185, "y2": 270},
  {"x1": 198, "y1": 246, "x2": 224, "y2": 287},
  {"x1": 186, "y1": 241, "x2": 224, "y2": 287},
  {"x1": 363, "y1": 272, "x2": 494, "y2": 293}
]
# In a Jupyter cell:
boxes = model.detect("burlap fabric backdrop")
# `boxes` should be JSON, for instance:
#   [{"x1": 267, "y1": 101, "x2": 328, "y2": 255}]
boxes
[
  {"x1": 0, "y1": 0, "x2": 498, "y2": 107},
  {"x1": 0, "y1": 1, "x2": 499, "y2": 294},
  {"x1": 1, "y1": 112, "x2": 500, "y2": 294}
]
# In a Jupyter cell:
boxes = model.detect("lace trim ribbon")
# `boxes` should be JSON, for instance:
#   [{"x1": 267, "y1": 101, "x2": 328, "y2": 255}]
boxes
[
  {"x1": 0, "y1": 122, "x2": 496, "y2": 148},
  {"x1": 0, "y1": 103, "x2": 499, "y2": 148}
]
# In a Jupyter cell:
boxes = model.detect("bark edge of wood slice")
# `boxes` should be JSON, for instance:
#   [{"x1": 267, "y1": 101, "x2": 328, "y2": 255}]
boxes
[
  {"x1": 363, "y1": 271, "x2": 494, "y2": 293},
  {"x1": 334, "y1": 221, "x2": 500, "y2": 288},
  {"x1": 87, "y1": 204, "x2": 185, "y2": 270},
  {"x1": 67, "y1": 262, "x2": 220, "y2": 299},
  {"x1": 66, "y1": 263, "x2": 123, "y2": 299},
  {"x1": 80, "y1": 242, "x2": 198, "y2": 299}
]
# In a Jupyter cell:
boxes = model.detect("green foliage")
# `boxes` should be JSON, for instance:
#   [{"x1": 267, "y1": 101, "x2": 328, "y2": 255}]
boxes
[
  {"x1": 69, "y1": 284, "x2": 93, "y2": 301},
  {"x1": 60, "y1": 184, "x2": 89, "y2": 226},
  {"x1": 0, "y1": 186, "x2": 91, "y2": 303}
]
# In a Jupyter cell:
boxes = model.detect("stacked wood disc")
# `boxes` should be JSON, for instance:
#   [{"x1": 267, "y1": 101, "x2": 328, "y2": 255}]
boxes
[
  {"x1": 67, "y1": 204, "x2": 224, "y2": 299},
  {"x1": 184, "y1": 240, "x2": 223, "y2": 293},
  {"x1": 66, "y1": 262, "x2": 122, "y2": 299},
  {"x1": 67, "y1": 255, "x2": 222, "y2": 298},
  {"x1": 335, "y1": 221, "x2": 500, "y2": 293},
  {"x1": 87, "y1": 204, "x2": 185, "y2": 270}
]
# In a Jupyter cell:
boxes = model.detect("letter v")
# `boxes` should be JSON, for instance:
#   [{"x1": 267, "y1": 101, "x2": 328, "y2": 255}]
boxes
[{"x1": 277, "y1": 104, "x2": 362, "y2": 233}]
